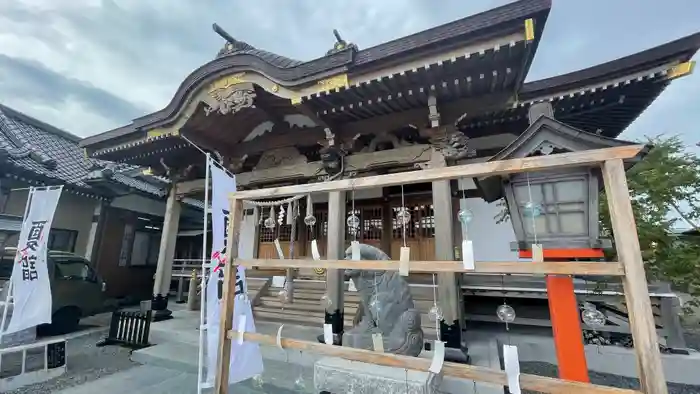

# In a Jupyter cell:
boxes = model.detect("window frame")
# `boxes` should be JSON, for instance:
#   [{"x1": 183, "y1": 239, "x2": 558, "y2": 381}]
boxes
[{"x1": 47, "y1": 229, "x2": 79, "y2": 253}]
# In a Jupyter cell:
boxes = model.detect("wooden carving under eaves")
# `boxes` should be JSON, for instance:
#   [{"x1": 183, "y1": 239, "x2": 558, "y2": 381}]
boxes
[
  {"x1": 361, "y1": 131, "x2": 414, "y2": 153},
  {"x1": 225, "y1": 154, "x2": 248, "y2": 173},
  {"x1": 237, "y1": 144, "x2": 434, "y2": 188},
  {"x1": 426, "y1": 125, "x2": 476, "y2": 161},
  {"x1": 253, "y1": 147, "x2": 307, "y2": 171},
  {"x1": 204, "y1": 82, "x2": 256, "y2": 116}
]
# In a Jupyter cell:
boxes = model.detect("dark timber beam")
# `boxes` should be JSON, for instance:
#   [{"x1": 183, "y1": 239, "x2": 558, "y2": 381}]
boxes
[{"x1": 226, "y1": 93, "x2": 513, "y2": 158}]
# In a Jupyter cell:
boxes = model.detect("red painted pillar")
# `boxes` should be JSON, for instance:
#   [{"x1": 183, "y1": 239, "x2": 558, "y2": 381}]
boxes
[
  {"x1": 546, "y1": 275, "x2": 590, "y2": 382},
  {"x1": 521, "y1": 248, "x2": 597, "y2": 383}
]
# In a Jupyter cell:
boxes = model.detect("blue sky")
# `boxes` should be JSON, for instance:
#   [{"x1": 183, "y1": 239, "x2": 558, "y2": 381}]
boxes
[{"x1": 0, "y1": 0, "x2": 698, "y2": 151}]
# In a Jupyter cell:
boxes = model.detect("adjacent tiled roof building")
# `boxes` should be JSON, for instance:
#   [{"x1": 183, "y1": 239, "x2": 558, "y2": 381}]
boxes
[{"x1": 0, "y1": 104, "x2": 171, "y2": 202}]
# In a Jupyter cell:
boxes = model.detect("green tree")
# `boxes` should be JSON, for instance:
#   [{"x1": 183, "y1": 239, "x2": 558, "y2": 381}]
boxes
[{"x1": 599, "y1": 135, "x2": 700, "y2": 309}]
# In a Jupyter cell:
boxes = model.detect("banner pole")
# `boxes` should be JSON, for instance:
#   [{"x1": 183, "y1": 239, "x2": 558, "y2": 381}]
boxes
[
  {"x1": 197, "y1": 153, "x2": 211, "y2": 394},
  {"x1": 0, "y1": 187, "x2": 35, "y2": 344}
]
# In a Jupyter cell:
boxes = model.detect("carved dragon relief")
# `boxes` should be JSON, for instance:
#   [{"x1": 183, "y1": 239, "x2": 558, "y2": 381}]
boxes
[
  {"x1": 427, "y1": 126, "x2": 476, "y2": 161},
  {"x1": 254, "y1": 147, "x2": 307, "y2": 171},
  {"x1": 314, "y1": 128, "x2": 361, "y2": 182},
  {"x1": 203, "y1": 85, "x2": 256, "y2": 116}
]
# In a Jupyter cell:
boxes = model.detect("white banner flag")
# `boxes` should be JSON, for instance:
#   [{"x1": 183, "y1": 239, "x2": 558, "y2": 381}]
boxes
[
  {"x1": 5, "y1": 186, "x2": 62, "y2": 335},
  {"x1": 206, "y1": 161, "x2": 263, "y2": 385}
]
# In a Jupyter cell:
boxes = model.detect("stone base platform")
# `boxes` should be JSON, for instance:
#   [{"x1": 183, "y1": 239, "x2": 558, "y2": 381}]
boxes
[{"x1": 314, "y1": 355, "x2": 502, "y2": 394}]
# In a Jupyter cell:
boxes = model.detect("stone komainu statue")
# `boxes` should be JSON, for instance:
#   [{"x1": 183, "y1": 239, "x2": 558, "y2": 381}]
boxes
[{"x1": 342, "y1": 243, "x2": 424, "y2": 357}]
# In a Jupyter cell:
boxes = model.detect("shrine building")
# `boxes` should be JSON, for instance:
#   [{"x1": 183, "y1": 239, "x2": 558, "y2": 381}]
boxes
[{"x1": 79, "y1": 0, "x2": 699, "y2": 356}]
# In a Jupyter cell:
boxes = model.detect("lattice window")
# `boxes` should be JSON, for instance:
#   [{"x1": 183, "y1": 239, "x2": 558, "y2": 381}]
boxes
[{"x1": 392, "y1": 204, "x2": 435, "y2": 239}]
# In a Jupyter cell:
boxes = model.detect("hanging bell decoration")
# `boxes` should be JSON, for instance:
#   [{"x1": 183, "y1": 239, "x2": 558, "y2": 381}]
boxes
[
  {"x1": 304, "y1": 194, "x2": 317, "y2": 226},
  {"x1": 522, "y1": 201, "x2": 543, "y2": 218},
  {"x1": 581, "y1": 303, "x2": 606, "y2": 328},
  {"x1": 428, "y1": 304, "x2": 444, "y2": 322},
  {"x1": 346, "y1": 213, "x2": 360, "y2": 230},
  {"x1": 396, "y1": 207, "x2": 411, "y2": 225},
  {"x1": 320, "y1": 294, "x2": 333, "y2": 309},
  {"x1": 293, "y1": 375, "x2": 307, "y2": 391},
  {"x1": 496, "y1": 302, "x2": 516, "y2": 324},
  {"x1": 458, "y1": 208, "x2": 473, "y2": 225},
  {"x1": 252, "y1": 374, "x2": 265, "y2": 389}
]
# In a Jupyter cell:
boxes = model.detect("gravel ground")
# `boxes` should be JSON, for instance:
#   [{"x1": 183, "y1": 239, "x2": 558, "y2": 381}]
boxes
[
  {"x1": 520, "y1": 362, "x2": 700, "y2": 394},
  {"x1": 684, "y1": 325, "x2": 700, "y2": 351},
  {"x1": 4, "y1": 330, "x2": 138, "y2": 394}
]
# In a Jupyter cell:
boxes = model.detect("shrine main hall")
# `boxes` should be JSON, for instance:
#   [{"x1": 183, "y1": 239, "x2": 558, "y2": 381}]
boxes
[{"x1": 80, "y1": 0, "x2": 698, "y2": 356}]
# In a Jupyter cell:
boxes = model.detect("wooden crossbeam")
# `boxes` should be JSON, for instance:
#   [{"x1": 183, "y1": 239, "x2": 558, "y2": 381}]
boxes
[
  {"x1": 214, "y1": 146, "x2": 667, "y2": 394},
  {"x1": 235, "y1": 258, "x2": 625, "y2": 276},
  {"x1": 231, "y1": 145, "x2": 645, "y2": 199},
  {"x1": 226, "y1": 331, "x2": 641, "y2": 394}
]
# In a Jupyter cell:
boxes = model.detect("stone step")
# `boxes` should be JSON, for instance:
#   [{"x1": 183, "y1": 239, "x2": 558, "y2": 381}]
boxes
[
  {"x1": 258, "y1": 301, "x2": 358, "y2": 314},
  {"x1": 259, "y1": 296, "x2": 360, "y2": 307},
  {"x1": 256, "y1": 305, "x2": 357, "y2": 317},
  {"x1": 254, "y1": 310, "x2": 354, "y2": 328}
]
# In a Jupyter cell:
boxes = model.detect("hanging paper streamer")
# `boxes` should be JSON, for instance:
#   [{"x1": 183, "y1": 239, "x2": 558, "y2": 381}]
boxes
[
  {"x1": 323, "y1": 324, "x2": 334, "y2": 345},
  {"x1": 503, "y1": 344, "x2": 522, "y2": 394},
  {"x1": 531, "y1": 243, "x2": 544, "y2": 262},
  {"x1": 351, "y1": 240, "x2": 361, "y2": 261},
  {"x1": 264, "y1": 206, "x2": 276, "y2": 229},
  {"x1": 428, "y1": 340, "x2": 446, "y2": 373},
  {"x1": 286, "y1": 202, "x2": 294, "y2": 225},
  {"x1": 372, "y1": 333, "x2": 384, "y2": 353},
  {"x1": 237, "y1": 315, "x2": 247, "y2": 345},
  {"x1": 273, "y1": 239, "x2": 285, "y2": 259},
  {"x1": 399, "y1": 246, "x2": 410, "y2": 276},
  {"x1": 304, "y1": 195, "x2": 321, "y2": 261},
  {"x1": 462, "y1": 239, "x2": 475, "y2": 270},
  {"x1": 311, "y1": 239, "x2": 321, "y2": 260}
]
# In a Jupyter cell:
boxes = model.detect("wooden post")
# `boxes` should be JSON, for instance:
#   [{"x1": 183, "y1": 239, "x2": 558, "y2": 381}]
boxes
[
  {"x1": 214, "y1": 198, "x2": 244, "y2": 394},
  {"x1": 152, "y1": 186, "x2": 181, "y2": 318},
  {"x1": 602, "y1": 159, "x2": 668, "y2": 394},
  {"x1": 325, "y1": 191, "x2": 346, "y2": 344},
  {"x1": 432, "y1": 152, "x2": 462, "y2": 349}
]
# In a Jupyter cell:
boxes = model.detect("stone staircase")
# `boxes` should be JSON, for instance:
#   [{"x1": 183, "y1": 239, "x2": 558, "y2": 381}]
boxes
[
  {"x1": 253, "y1": 279, "x2": 440, "y2": 340},
  {"x1": 245, "y1": 277, "x2": 271, "y2": 305}
]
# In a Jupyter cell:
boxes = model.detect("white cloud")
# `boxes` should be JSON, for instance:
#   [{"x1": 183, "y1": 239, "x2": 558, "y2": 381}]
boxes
[{"x1": 0, "y1": 0, "x2": 698, "y2": 144}]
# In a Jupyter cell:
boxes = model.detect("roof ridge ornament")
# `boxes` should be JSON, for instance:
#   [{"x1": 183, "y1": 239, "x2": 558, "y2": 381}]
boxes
[
  {"x1": 213, "y1": 23, "x2": 256, "y2": 58},
  {"x1": 326, "y1": 29, "x2": 358, "y2": 56}
]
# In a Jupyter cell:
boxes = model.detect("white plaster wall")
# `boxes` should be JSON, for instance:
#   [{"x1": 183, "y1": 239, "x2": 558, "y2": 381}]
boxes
[
  {"x1": 3, "y1": 190, "x2": 97, "y2": 257},
  {"x1": 457, "y1": 178, "x2": 523, "y2": 262},
  {"x1": 111, "y1": 194, "x2": 166, "y2": 217}
]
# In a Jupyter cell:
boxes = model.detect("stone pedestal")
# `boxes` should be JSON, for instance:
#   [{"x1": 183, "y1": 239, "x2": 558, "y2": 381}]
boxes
[{"x1": 314, "y1": 355, "x2": 501, "y2": 394}]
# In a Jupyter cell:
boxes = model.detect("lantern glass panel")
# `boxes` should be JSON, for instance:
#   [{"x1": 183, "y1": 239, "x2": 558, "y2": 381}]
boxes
[{"x1": 512, "y1": 176, "x2": 589, "y2": 241}]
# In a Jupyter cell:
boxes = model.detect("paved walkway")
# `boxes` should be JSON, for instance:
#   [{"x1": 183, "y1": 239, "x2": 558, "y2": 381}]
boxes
[{"x1": 52, "y1": 364, "x2": 309, "y2": 394}]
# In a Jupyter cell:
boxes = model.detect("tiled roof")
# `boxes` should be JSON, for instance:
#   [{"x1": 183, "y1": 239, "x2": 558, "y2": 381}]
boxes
[{"x1": 0, "y1": 104, "x2": 166, "y2": 198}]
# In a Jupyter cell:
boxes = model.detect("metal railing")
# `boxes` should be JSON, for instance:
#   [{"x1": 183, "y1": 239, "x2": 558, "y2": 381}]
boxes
[{"x1": 0, "y1": 338, "x2": 67, "y2": 392}]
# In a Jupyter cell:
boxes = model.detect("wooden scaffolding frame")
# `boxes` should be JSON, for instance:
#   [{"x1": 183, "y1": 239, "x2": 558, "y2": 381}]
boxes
[{"x1": 215, "y1": 145, "x2": 668, "y2": 394}]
